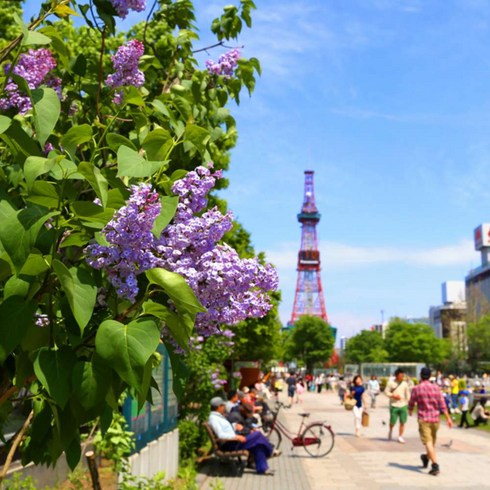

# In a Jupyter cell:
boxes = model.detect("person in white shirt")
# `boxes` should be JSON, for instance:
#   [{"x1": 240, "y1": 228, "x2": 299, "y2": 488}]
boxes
[
  {"x1": 368, "y1": 375, "x2": 380, "y2": 408},
  {"x1": 208, "y1": 397, "x2": 278, "y2": 475},
  {"x1": 384, "y1": 368, "x2": 410, "y2": 443}
]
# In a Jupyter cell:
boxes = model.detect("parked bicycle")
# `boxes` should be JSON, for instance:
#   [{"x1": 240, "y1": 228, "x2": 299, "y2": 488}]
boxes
[{"x1": 265, "y1": 401, "x2": 335, "y2": 457}]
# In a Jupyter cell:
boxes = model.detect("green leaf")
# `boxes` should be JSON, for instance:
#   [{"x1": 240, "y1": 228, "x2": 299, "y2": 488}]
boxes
[
  {"x1": 1, "y1": 120, "x2": 42, "y2": 162},
  {"x1": 142, "y1": 129, "x2": 173, "y2": 161},
  {"x1": 4, "y1": 275, "x2": 31, "y2": 299},
  {"x1": 60, "y1": 124, "x2": 93, "y2": 159},
  {"x1": 116, "y1": 145, "x2": 168, "y2": 178},
  {"x1": 34, "y1": 347, "x2": 75, "y2": 408},
  {"x1": 106, "y1": 133, "x2": 137, "y2": 153},
  {"x1": 146, "y1": 268, "x2": 206, "y2": 317},
  {"x1": 142, "y1": 301, "x2": 191, "y2": 351},
  {"x1": 0, "y1": 115, "x2": 11, "y2": 134},
  {"x1": 151, "y1": 196, "x2": 179, "y2": 237},
  {"x1": 95, "y1": 318, "x2": 160, "y2": 391},
  {"x1": 22, "y1": 30, "x2": 52, "y2": 46},
  {"x1": 26, "y1": 181, "x2": 59, "y2": 209},
  {"x1": 0, "y1": 207, "x2": 58, "y2": 273},
  {"x1": 0, "y1": 297, "x2": 37, "y2": 363},
  {"x1": 65, "y1": 437, "x2": 81, "y2": 471},
  {"x1": 31, "y1": 88, "x2": 60, "y2": 147},
  {"x1": 20, "y1": 253, "x2": 50, "y2": 276},
  {"x1": 71, "y1": 202, "x2": 114, "y2": 229},
  {"x1": 24, "y1": 156, "x2": 56, "y2": 190},
  {"x1": 49, "y1": 159, "x2": 84, "y2": 180},
  {"x1": 58, "y1": 232, "x2": 91, "y2": 249},
  {"x1": 78, "y1": 162, "x2": 108, "y2": 208},
  {"x1": 123, "y1": 85, "x2": 145, "y2": 106},
  {"x1": 53, "y1": 260, "x2": 96, "y2": 333},
  {"x1": 183, "y1": 124, "x2": 210, "y2": 157},
  {"x1": 71, "y1": 360, "x2": 109, "y2": 416}
]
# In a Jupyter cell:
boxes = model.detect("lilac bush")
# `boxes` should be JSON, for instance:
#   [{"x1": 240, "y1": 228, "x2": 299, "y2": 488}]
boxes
[
  {"x1": 105, "y1": 40, "x2": 145, "y2": 104},
  {"x1": 205, "y1": 48, "x2": 241, "y2": 78},
  {"x1": 85, "y1": 165, "x2": 278, "y2": 336},
  {"x1": 0, "y1": 48, "x2": 61, "y2": 114}
]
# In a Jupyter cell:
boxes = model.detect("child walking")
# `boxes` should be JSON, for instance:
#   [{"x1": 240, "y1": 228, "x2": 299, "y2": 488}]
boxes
[{"x1": 459, "y1": 390, "x2": 470, "y2": 428}]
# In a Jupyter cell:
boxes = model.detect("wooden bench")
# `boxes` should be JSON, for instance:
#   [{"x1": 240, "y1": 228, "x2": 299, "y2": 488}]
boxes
[{"x1": 200, "y1": 422, "x2": 249, "y2": 476}]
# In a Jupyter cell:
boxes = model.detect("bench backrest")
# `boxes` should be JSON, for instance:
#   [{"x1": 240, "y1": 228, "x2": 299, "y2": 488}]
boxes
[{"x1": 203, "y1": 421, "x2": 221, "y2": 452}]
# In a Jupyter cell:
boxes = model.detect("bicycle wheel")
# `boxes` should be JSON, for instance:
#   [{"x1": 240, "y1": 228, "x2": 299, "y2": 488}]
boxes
[
  {"x1": 267, "y1": 427, "x2": 282, "y2": 451},
  {"x1": 301, "y1": 423, "x2": 334, "y2": 457}
]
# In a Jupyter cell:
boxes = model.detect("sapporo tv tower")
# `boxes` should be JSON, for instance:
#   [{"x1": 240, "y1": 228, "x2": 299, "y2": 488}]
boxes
[{"x1": 288, "y1": 170, "x2": 329, "y2": 326}]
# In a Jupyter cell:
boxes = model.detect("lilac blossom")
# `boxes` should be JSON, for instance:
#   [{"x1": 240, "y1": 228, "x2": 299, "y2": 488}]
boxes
[
  {"x1": 35, "y1": 314, "x2": 50, "y2": 328},
  {"x1": 105, "y1": 40, "x2": 145, "y2": 104},
  {"x1": 84, "y1": 165, "x2": 278, "y2": 338},
  {"x1": 0, "y1": 48, "x2": 61, "y2": 114},
  {"x1": 211, "y1": 369, "x2": 227, "y2": 390},
  {"x1": 85, "y1": 184, "x2": 162, "y2": 302},
  {"x1": 205, "y1": 49, "x2": 240, "y2": 78},
  {"x1": 110, "y1": 0, "x2": 146, "y2": 19}
]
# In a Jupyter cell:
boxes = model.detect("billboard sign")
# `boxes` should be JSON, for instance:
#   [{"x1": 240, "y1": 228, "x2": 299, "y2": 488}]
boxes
[{"x1": 474, "y1": 224, "x2": 490, "y2": 250}]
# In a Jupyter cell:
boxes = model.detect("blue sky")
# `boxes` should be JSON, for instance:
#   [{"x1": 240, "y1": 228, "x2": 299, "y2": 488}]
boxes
[{"x1": 24, "y1": 1, "x2": 490, "y2": 337}]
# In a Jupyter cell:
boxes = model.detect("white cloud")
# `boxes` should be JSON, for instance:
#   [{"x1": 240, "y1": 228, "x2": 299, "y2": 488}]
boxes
[{"x1": 267, "y1": 238, "x2": 477, "y2": 269}]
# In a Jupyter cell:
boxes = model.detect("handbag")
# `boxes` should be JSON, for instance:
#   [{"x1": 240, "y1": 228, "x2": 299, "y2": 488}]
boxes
[
  {"x1": 344, "y1": 397, "x2": 356, "y2": 411},
  {"x1": 362, "y1": 411, "x2": 370, "y2": 427}
]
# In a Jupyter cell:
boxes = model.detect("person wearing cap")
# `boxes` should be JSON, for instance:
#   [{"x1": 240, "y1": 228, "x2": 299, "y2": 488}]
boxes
[
  {"x1": 208, "y1": 396, "x2": 278, "y2": 475},
  {"x1": 408, "y1": 367, "x2": 453, "y2": 476},
  {"x1": 458, "y1": 390, "x2": 470, "y2": 428},
  {"x1": 384, "y1": 367, "x2": 410, "y2": 443}
]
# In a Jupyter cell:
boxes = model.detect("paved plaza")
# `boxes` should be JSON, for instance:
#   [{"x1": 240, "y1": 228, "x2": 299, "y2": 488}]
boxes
[{"x1": 198, "y1": 389, "x2": 490, "y2": 489}]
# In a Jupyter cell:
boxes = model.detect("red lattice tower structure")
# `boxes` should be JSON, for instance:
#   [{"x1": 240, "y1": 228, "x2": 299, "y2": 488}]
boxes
[{"x1": 289, "y1": 170, "x2": 328, "y2": 325}]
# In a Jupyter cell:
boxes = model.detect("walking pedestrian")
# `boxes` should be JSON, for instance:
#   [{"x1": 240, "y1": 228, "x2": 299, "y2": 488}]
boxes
[
  {"x1": 384, "y1": 367, "x2": 410, "y2": 443},
  {"x1": 459, "y1": 390, "x2": 471, "y2": 428},
  {"x1": 346, "y1": 374, "x2": 368, "y2": 437},
  {"x1": 286, "y1": 372, "x2": 297, "y2": 408},
  {"x1": 315, "y1": 373, "x2": 324, "y2": 393},
  {"x1": 408, "y1": 367, "x2": 453, "y2": 476},
  {"x1": 368, "y1": 374, "x2": 380, "y2": 408}
]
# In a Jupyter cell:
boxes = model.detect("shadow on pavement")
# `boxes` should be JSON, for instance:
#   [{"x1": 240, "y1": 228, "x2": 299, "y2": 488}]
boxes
[{"x1": 388, "y1": 462, "x2": 424, "y2": 473}]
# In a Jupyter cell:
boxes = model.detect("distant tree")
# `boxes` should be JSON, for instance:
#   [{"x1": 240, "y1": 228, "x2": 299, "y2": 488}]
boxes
[
  {"x1": 285, "y1": 316, "x2": 334, "y2": 372},
  {"x1": 384, "y1": 318, "x2": 448, "y2": 364},
  {"x1": 231, "y1": 291, "x2": 282, "y2": 364},
  {"x1": 467, "y1": 314, "x2": 490, "y2": 371},
  {"x1": 344, "y1": 330, "x2": 388, "y2": 364}
]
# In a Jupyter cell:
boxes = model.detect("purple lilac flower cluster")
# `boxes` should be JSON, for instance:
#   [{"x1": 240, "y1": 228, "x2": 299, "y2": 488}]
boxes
[
  {"x1": 158, "y1": 166, "x2": 278, "y2": 336},
  {"x1": 85, "y1": 184, "x2": 162, "y2": 302},
  {"x1": 105, "y1": 40, "x2": 145, "y2": 104},
  {"x1": 84, "y1": 165, "x2": 278, "y2": 338},
  {"x1": 110, "y1": 0, "x2": 146, "y2": 19},
  {"x1": 0, "y1": 48, "x2": 61, "y2": 114},
  {"x1": 35, "y1": 314, "x2": 50, "y2": 328},
  {"x1": 211, "y1": 369, "x2": 227, "y2": 390},
  {"x1": 205, "y1": 49, "x2": 240, "y2": 78}
]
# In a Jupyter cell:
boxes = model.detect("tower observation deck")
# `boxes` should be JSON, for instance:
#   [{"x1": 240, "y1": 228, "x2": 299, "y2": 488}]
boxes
[{"x1": 289, "y1": 170, "x2": 328, "y2": 325}]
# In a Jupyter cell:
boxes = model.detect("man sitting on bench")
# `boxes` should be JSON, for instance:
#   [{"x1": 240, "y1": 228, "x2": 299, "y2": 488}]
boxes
[{"x1": 208, "y1": 396, "x2": 279, "y2": 475}]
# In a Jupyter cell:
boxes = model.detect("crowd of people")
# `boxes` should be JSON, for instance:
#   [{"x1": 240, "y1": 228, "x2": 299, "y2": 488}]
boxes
[{"x1": 207, "y1": 369, "x2": 490, "y2": 477}]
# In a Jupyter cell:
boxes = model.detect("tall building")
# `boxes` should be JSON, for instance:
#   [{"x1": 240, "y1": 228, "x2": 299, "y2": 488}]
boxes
[
  {"x1": 289, "y1": 170, "x2": 328, "y2": 324},
  {"x1": 466, "y1": 223, "x2": 490, "y2": 321},
  {"x1": 429, "y1": 281, "x2": 467, "y2": 352}
]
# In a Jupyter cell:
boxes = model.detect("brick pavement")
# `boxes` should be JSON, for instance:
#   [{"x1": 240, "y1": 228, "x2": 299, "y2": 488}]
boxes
[{"x1": 197, "y1": 389, "x2": 490, "y2": 489}]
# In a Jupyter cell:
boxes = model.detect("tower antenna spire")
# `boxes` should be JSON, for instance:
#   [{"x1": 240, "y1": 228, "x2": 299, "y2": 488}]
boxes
[{"x1": 289, "y1": 170, "x2": 328, "y2": 325}]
